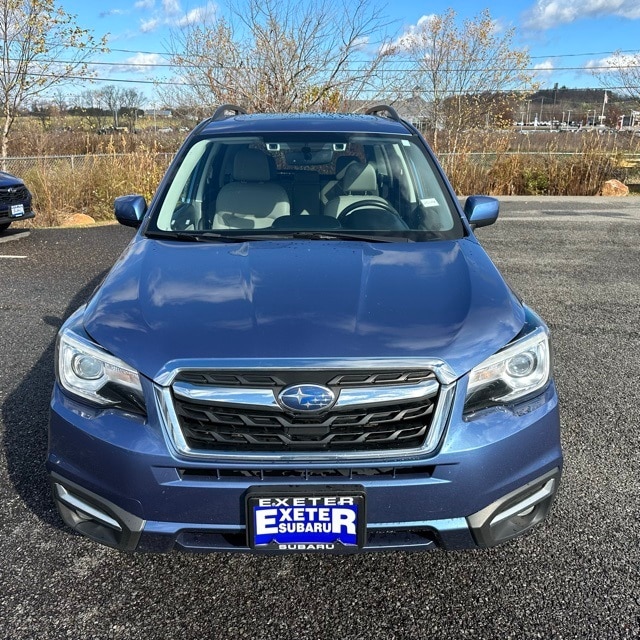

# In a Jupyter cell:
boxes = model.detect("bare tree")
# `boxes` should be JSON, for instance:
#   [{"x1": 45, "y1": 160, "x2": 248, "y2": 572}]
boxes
[
  {"x1": 161, "y1": 0, "x2": 392, "y2": 115},
  {"x1": 386, "y1": 9, "x2": 534, "y2": 150},
  {"x1": 119, "y1": 88, "x2": 145, "y2": 132},
  {"x1": 100, "y1": 85, "x2": 121, "y2": 129},
  {"x1": 592, "y1": 51, "x2": 640, "y2": 105},
  {"x1": 0, "y1": 0, "x2": 105, "y2": 158},
  {"x1": 78, "y1": 89, "x2": 109, "y2": 131},
  {"x1": 31, "y1": 99, "x2": 53, "y2": 129}
]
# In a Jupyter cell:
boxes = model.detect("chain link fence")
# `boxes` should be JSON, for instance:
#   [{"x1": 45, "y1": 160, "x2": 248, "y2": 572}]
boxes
[{"x1": 2, "y1": 153, "x2": 175, "y2": 175}]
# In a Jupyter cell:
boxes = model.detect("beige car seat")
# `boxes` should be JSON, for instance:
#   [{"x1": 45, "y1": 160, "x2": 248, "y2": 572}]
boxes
[{"x1": 212, "y1": 148, "x2": 290, "y2": 229}]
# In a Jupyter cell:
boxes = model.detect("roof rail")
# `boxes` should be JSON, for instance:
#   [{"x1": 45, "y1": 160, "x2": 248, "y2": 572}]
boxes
[
  {"x1": 364, "y1": 104, "x2": 401, "y2": 122},
  {"x1": 212, "y1": 104, "x2": 248, "y2": 121}
]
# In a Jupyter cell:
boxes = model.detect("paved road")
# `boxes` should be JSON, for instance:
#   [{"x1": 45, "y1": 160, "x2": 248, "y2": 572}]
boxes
[{"x1": 1, "y1": 197, "x2": 639, "y2": 639}]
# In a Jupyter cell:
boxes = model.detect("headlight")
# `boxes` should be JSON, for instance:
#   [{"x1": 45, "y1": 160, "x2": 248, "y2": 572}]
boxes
[
  {"x1": 56, "y1": 327, "x2": 145, "y2": 414},
  {"x1": 464, "y1": 328, "x2": 551, "y2": 413}
]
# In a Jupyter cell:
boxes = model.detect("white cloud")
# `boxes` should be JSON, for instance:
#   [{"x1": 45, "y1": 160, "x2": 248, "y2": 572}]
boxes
[
  {"x1": 416, "y1": 14, "x2": 437, "y2": 28},
  {"x1": 382, "y1": 15, "x2": 437, "y2": 53},
  {"x1": 176, "y1": 3, "x2": 216, "y2": 27},
  {"x1": 111, "y1": 53, "x2": 165, "y2": 74},
  {"x1": 585, "y1": 53, "x2": 639, "y2": 72},
  {"x1": 100, "y1": 9, "x2": 129, "y2": 18},
  {"x1": 524, "y1": 0, "x2": 640, "y2": 30},
  {"x1": 135, "y1": 0, "x2": 155, "y2": 8},
  {"x1": 534, "y1": 59, "x2": 554, "y2": 73},
  {"x1": 177, "y1": 7, "x2": 206, "y2": 27},
  {"x1": 162, "y1": 0, "x2": 182, "y2": 15},
  {"x1": 140, "y1": 17, "x2": 160, "y2": 33}
]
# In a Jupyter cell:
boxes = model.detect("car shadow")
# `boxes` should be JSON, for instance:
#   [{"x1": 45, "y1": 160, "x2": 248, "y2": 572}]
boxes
[{"x1": 2, "y1": 272, "x2": 110, "y2": 530}]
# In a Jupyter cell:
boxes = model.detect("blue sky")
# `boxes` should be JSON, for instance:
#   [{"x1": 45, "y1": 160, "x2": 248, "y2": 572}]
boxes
[{"x1": 60, "y1": 0, "x2": 640, "y2": 103}]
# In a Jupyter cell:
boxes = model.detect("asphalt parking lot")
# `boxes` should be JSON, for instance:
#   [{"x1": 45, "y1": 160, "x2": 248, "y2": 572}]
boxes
[{"x1": 1, "y1": 196, "x2": 639, "y2": 639}]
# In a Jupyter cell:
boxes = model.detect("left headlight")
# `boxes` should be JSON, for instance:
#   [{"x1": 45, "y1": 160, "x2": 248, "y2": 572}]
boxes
[
  {"x1": 56, "y1": 326, "x2": 145, "y2": 414},
  {"x1": 464, "y1": 328, "x2": 551, "y2": 413}
]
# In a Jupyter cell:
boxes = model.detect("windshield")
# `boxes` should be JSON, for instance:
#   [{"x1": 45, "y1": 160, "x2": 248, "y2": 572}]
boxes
[{"x1": 149, "y1": 132, "x2": 464, "y2": 241}]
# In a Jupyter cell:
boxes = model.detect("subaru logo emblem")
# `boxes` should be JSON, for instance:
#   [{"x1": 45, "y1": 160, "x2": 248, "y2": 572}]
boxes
[{"x1": 278, "y1": 384, "x2": 336, "y2": 413}]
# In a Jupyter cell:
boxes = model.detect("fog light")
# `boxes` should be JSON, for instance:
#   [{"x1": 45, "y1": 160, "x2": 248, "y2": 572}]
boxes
[
  {"x1": 55, "y1": 483, "x2": 121, "y2": 530},
  {"x1": 467, "y1": 468, "x2": 561, "y2": 547}
]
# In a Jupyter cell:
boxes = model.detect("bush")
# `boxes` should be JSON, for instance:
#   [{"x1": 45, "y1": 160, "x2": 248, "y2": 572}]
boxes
[
  {"x1": 23, "y1": 145, "x2": 171, "y2": 227},
  {"x1": 436, "y1": 130, "x2": 637, "y2": 196}
]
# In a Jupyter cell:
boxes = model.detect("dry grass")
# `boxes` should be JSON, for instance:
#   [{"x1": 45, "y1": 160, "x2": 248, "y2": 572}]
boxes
[
  {"x1": 431, "y1": 130, "x2": 638, "y2": 196},
  {"x1": 24, "y1": 143, "x2": 170, "y2": 226}
]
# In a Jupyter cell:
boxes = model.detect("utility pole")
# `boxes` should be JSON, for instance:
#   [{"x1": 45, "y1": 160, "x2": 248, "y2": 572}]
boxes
[{"x1": 600, "y1": 91, "x2": 608, "y2": 126}]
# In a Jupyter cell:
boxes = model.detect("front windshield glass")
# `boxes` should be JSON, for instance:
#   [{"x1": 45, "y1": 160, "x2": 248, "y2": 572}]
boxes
[{"x1": 150, "y1": 133, "x2": 463, "y2": 240}]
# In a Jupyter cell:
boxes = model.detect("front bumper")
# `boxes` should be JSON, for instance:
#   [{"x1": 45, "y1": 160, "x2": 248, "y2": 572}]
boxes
[{"x1": 47, "y1": 381, "x2": 562, "y2": 553}]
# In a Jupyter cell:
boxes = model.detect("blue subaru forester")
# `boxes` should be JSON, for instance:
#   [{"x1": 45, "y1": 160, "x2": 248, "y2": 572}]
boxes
[{"x1": 48, "y1": 105, "x2": 562, "y2": 553}]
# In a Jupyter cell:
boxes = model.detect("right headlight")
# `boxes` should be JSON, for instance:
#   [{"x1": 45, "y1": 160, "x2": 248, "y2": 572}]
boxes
[
  {"x1": 56, "y1": 325, "x2": 146, "y2": 414},
  {"x1": 464, "y1": 328, "x2": 551, "y2": 413}
]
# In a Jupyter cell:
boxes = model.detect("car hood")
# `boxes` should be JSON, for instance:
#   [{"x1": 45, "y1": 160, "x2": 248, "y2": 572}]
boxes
[
  {"x1": 0, "y1": 171, "x2": 24, "y2": 187},
  {"x1": 83, "y1": 237, "x2": 525, "y2": 383}
]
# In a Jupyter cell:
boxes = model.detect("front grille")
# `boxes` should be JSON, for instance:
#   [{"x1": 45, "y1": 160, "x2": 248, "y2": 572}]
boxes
[
  {"x1": 170, "y1": 369, "x2": 440, "y2": 454},
  {"x1": 0, "y1": 185, "x2": 30, "y2": 205}
]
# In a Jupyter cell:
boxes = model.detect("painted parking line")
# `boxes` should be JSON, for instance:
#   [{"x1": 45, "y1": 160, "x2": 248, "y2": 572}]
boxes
[
  {"x1": 0, "y1": 255, "x2": 27, "y2": 259},
  {"x1": 0, "y1": 231, "x2": 31, "y2": 244},
  {"x1": 499, "y1": 215, "x2": 638, "y2": 222}
]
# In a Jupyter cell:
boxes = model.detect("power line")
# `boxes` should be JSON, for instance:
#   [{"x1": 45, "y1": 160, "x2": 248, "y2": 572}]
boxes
[
  {"x1": 23, "y1": 69, "x2": 640, "y2": 94},
  {"x1": 78, "y1": 43, "x2": 640, "y2": 61},
  {"x1": 8, "y1": 55, "x2": 640, "y2": 74}
]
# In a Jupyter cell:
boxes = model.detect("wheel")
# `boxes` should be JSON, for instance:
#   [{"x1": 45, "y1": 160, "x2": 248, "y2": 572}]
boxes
[{"x1": 338, "y1": 200, "x2": 408, "y2": 231}]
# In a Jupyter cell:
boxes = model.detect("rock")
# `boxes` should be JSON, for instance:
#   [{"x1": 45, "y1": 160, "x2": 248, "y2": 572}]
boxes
[
  {"x1": 61, "y1": 213, "x2": 96, "y2": 227},
  {"x1": 600, "y1": 179, "x2": 629, "y2": 196}
]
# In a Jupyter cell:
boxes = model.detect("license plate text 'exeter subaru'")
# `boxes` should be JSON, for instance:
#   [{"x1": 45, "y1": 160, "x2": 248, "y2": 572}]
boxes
[{"x1": 247, "y1": 492, "x2": 365, "y2": 552}]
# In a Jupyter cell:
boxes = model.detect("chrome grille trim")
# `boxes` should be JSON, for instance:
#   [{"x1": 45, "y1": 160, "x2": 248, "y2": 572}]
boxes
[
  {"x1": 154, "y1": 357, "x2": 458, "y2": 386},
  {"x1": 172, "y1": 378, "x2": 439, "y2": 411},
  {"x1": 173, "y1": 384, "x2": 280, "y2": 409}
]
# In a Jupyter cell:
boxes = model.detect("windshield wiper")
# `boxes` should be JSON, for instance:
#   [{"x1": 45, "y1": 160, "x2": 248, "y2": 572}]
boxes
[
  {"x1": 145, "y1": 230, "x2": 413, "y2": 243},
  {"x1": 145, "y1": 230, "x2": 271, "y2": 243},
  {"x1": 289, "y1": 231, "x2": 411, "y2": 243}
]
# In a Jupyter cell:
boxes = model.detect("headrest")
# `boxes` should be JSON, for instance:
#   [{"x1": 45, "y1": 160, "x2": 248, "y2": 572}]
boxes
[
  {"x1": 335, "y1": 155, "x2": 359, "y2": 177},
  {"x1": 233, "y1": 148, "x2": 272, "y2": 182},
  {"x1": 341, "y1": 162, "x2": 378, "y2": 194}
]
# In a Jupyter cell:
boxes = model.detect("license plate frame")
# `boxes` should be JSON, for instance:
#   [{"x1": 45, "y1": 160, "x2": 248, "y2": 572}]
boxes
[
  {"x1": 10, "y1": 204, "x2": 24, "y2": 217},
  {"x1": 246, "y1": 486, "x2": 366, "y2": 553}
]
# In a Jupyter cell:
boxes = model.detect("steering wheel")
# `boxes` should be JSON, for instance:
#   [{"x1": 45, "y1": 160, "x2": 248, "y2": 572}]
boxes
[{"x1": 338, "y1": 199, "x2": 409, "y2": 231}]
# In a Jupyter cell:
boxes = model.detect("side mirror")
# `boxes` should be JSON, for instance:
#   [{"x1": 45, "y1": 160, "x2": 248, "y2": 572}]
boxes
[
  {"x1": 464, "y1": 196, "x2": 499, "y2": 229},
  {"x1": 114, "y1": 195, "x2": 147, "y2": 228}
]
